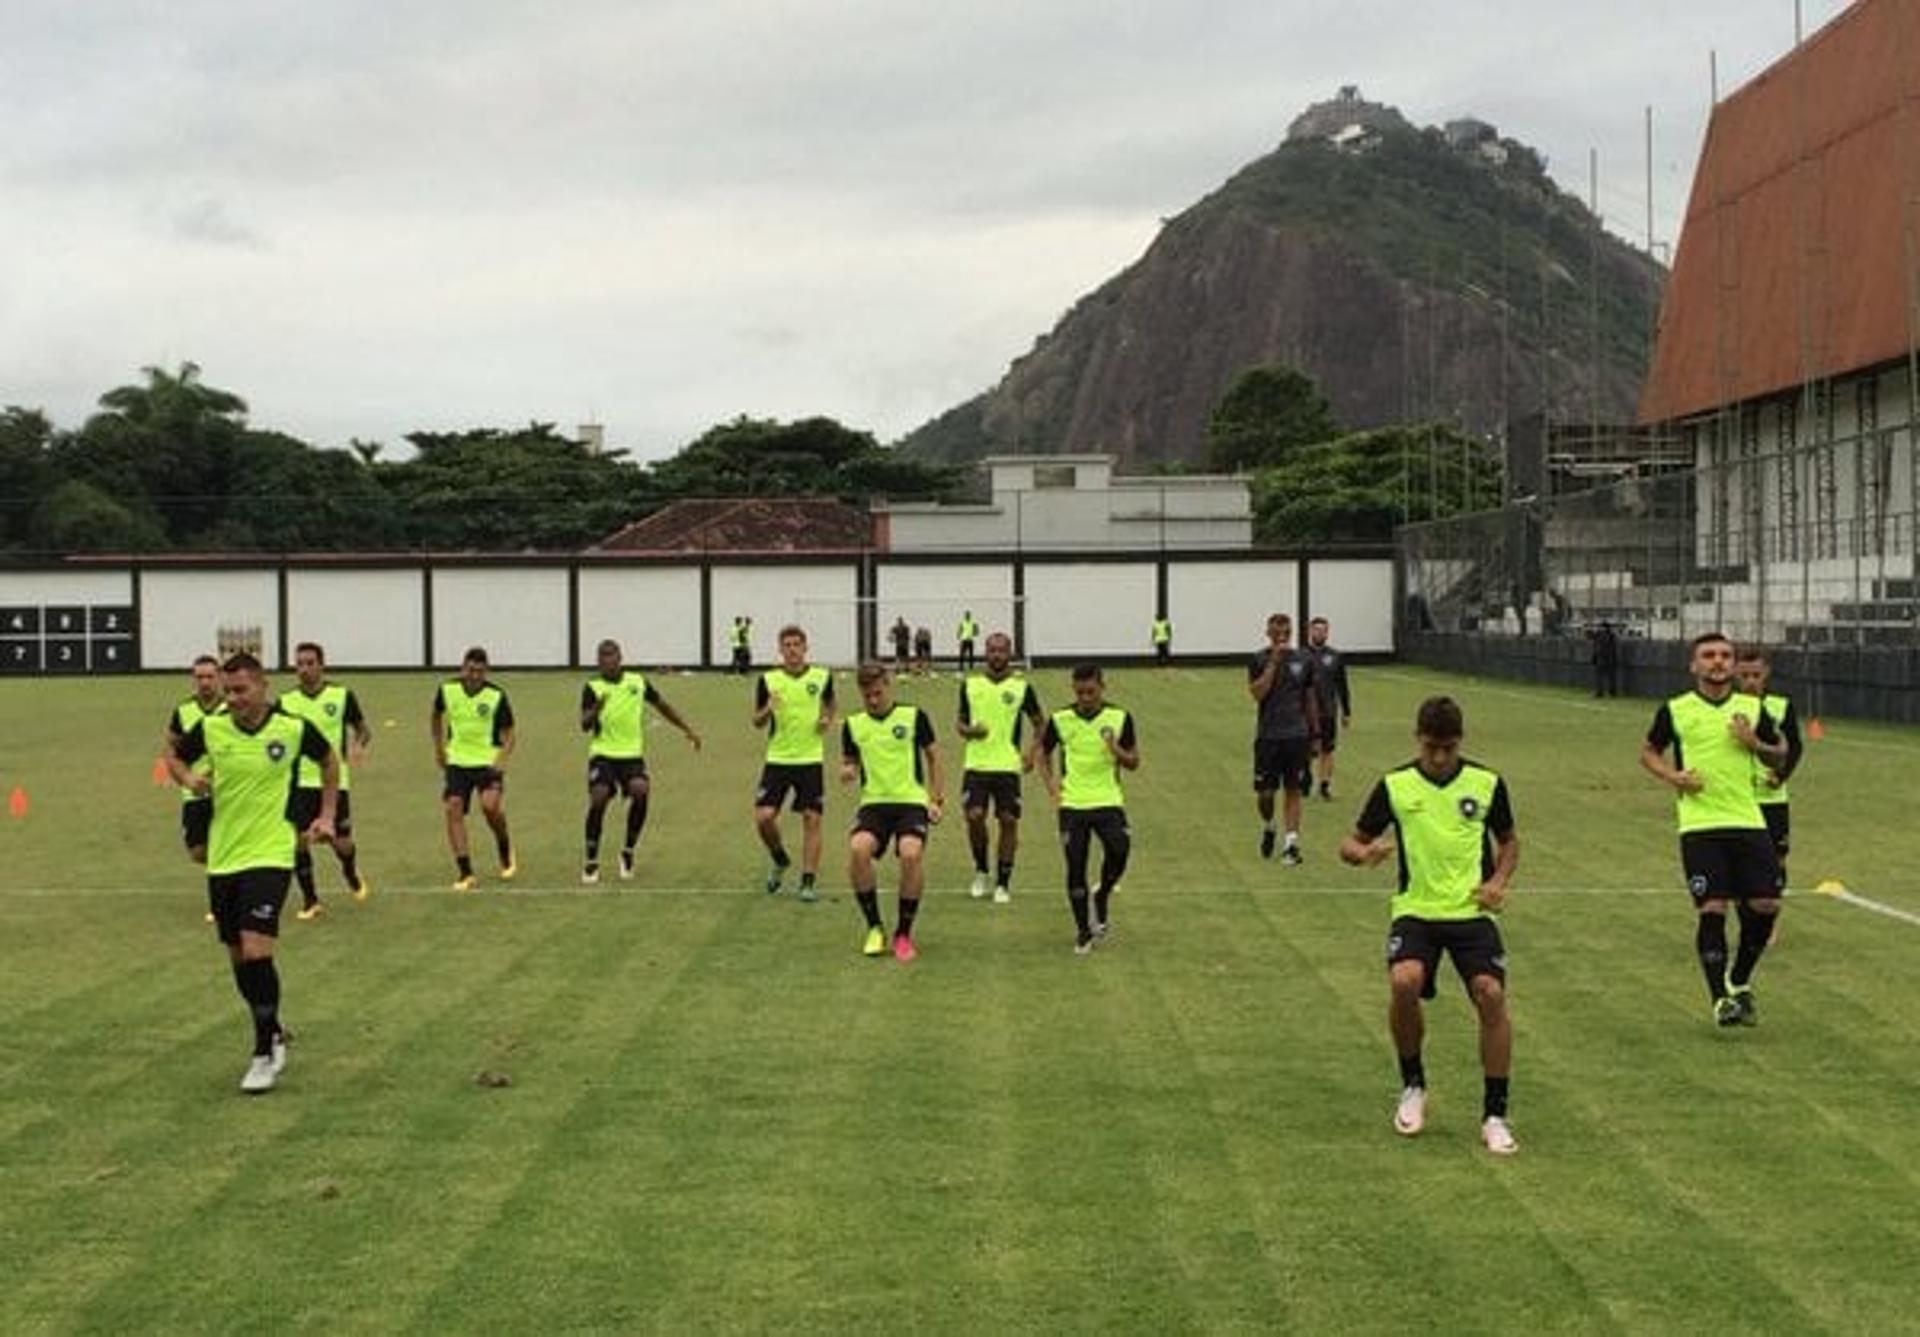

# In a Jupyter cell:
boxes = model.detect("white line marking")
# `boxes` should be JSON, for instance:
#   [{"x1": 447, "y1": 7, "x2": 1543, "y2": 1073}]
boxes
[
  {"x1": 0, "y1": 883, "x2": 1681, "y2": 900},
  {"x1": 1827, "y1": 888, "x2": 1920, "y2": 927}
]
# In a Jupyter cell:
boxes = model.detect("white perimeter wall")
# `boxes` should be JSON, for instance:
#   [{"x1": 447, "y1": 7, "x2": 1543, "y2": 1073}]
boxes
[
  {"x1": 578, "y1": 567, "x2": 702, "y2": 667},
  {"x1": 1024, "y1": 564, "x2": 1156, "y2": 658},
  {"x1": 288, "y1": 569, "x2": 424, "y2": 668},
  {"x1": 875, "y1": 563, "x2": 1016, "y2": 653},
  {"x1": 1308, "y1": 562, "x2": 1394, "y2": 652},
  {"x1": 431, "y1": 568, "x2": 569, "y2": 668},
  {"x1": 143, "y1": 570, "x2": 281, "y2": 669},
  {"x1": 0, "y1": 571, "x2": 133, "y2": 607},
  {"x1": 712, "y1": 564, "x2": 858, "y2": 666},
  {"x1": 1169, "y1": 560, "x2": 1297, "y2": 655}
]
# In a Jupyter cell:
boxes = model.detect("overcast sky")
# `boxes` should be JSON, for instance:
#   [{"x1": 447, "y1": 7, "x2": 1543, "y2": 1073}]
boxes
[{"x1": 0, "y1": 0, "x2": 1851, "y2": 460}]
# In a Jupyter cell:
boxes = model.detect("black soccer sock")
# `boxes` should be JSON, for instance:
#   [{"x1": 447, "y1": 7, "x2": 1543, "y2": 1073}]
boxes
[
  {"x1": 1092, "y1": 886, "x2": 1112, "y2": 924},
  {"x1": 624, "y1": 795, "x2": 648, "y2": 852},
  {"x1": 1483, "y1": 1075, "x2": 1511, "y2": 1120},
  {"x1": 234, "y1": 957, "x2": 281, "y2": 1057},
  {"x1": 969, "y1": 826, "x2": 989, "y2": 874},
  {"x1": 294, "y1": 850, "x2": 318, "y2": 907},
  {"x1": 1696, "y1": 911, "x2": 1730, "y2": 999},
  {"x1": 496, "y1": 832, "x2": 513, "y2": 865},
  {"x1": 855, "y1": 888, "x2": 882, "y2": 929},
  {"x1": 1730, "y1": 902, "x2": 1777, "y2": 987},
  {"x1": 770, "y1": 845, "x2": 792, "y2": 869},
  {"x1": 457, "y1": 854, "x2": 473, "y2": 878},
  {"x1": 337, "y1": 850, "x2": 360, "y2": 888},
  {"x1": 996, "y1": 860, "x2": 1014, "y2": 891},
  {"x1": 896, "y1": 896, "x2": 920, "y2": 939},
  {"x1": 1068, "y1": 887, "x2": 1092, "y2": 935},
  {"x1": 1398, "y1": 1052, "x2": 1425, "y2": 1088},
  {"x1": 585, "y1": 805, "x2": 605, "y2": 862}
]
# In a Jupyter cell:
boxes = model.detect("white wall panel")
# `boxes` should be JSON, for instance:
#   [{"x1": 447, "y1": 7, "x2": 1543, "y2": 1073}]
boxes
[
  {"x1": 875, "y1": 563, "x2": 1016, "y2": 656},
  {"x1": 711, "y1": 564, "x2": 859, "y2": 666},
  {"x1": 577, "y1": 566, "x2": 702, "y2": 666},
  {"x1": 143, "y1": 569, "x2": 281, "y2": 668},
  {"x1": 1168, "y1": 560, "x2": 1296, "y2": 655},
  {"x1": 1307, "y1": 561, "x2": 1395, "y2": 652},
  {"x1": 287, "y1": 569, "x2": 424, "y2": 668},
  {"x1": 0, "y1": 570, "x2": 134, "y2": 606},
  {"x1": 1024, "y1": 564, "x2": 1156, "y2": 658},
  {"x1": 431, "y1": 568, "x2": 568, "y2": 668}
]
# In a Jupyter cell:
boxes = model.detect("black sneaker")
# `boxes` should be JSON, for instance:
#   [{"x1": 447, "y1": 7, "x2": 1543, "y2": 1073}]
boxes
[
  {"x1": 1281, "y1": 844, "x2": 1304, "y2": 867},
  {"x1": 1318, "y1": 781, "x2": 1332, "y2": 801},
  {"x1": 1260, "y1": 829, "x2": 1277, "y2": 860},
  {"x1": 1728, "y1": 985, "x2": 1757, "y2": 1026}
]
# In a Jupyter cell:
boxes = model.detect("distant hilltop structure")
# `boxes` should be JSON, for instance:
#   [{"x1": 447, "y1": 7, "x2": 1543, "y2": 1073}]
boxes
[{"x1": 1283, "y1": 85, "x2": 1409, "y2": 148}]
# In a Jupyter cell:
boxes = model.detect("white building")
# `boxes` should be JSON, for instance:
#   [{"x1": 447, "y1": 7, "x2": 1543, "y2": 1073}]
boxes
[{"x1": 876, "y1": 454, "x2": 1252, "y2": 552}]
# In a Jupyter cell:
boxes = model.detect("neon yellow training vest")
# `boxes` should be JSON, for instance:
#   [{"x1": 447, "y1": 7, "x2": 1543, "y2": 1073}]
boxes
[
  {"x1": 1382, "y1": 762, "x2": 1504, "y2": 922},
  {"x1": 845, "y1": 706, "x2": 928, "y2": 806},
  {"x1": 282, "y1": 684, "x2": 353, "y2": 790},
  {"x1": 1665, "y1": 691, "x2": 1767, "y2": 834},
  {"x1": 586, "y1": 670, "x2": 649, "y2": 760},
  {"x1": 763, "y1": 666, "x2": 831, "y2": 765},
  {"x1": 202, "y1": 709, "x2": 312, "y2": 875},
  {"x1": 440, "y1": 680, "x2": 507, "y2": 768},
  {"x1": 1052, "y1": 705, "x2": 1130, "y2": 810},
  {"x1": 962, "y1": 673, "x2": 1032, "y2": 774}
]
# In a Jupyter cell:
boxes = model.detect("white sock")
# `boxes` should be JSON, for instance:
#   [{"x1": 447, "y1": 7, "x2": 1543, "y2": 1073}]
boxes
[{"x1": 1285, "y1": 831, "x2": 1299, "y2": 847}]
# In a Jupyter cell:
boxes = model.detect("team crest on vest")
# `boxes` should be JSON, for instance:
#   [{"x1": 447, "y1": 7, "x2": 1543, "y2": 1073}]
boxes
[
  {"x1": 324, "y1": 702, "x2": 338, "y2": 716},
  {"x1": 477, "y1": 703, "x2": 491, "y2": 717},
  {"x1": 1457, "y1": 795, "x2": 1482, "y2": 820},
  {"x1": 806, "y1": 682, "x2": 819, "y2": 696},
  {"x1": 266, "y1": 740, "x2": 287, "y2": 762},
  {"x1": 892, "y1": 724, "x2": 907, "y2": 739},
  {"x1": 1099, "y1": 726, "x2": 1115, "y2": 741},
  {"x1": 1001, "y1": 690, "x2": 1015, "y2": 705}
]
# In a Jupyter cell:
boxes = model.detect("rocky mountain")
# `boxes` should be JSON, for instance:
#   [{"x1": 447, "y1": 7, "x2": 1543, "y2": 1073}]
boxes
[{"x1": 899, "y1": 89, "x2": 1664, "y2": 470}]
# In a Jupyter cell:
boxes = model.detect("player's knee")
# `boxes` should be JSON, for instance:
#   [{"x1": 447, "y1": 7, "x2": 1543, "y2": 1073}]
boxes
[
  {"x1": 897, "y1": 838, "x2": 925, "y2": 866},
  {"x1": 1388, "y1": 962, "x2": 1426, "y2": 998},
  {"x1": 1748, "y1": 897, "x2": 1781, "y2": 915},
  {"x1": 1469, "y1": 974, "x2": 1507, "y2": 1013}
]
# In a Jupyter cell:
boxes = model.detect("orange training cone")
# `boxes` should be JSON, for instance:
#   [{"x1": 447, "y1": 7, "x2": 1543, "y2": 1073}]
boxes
[
  {"x1": 152, "y1": 756, "x2": 171, "y2": 785},
  {"x1": 1806, "y1": 717, "x2": 1826, "y2": 741},
  {"x1": 8, "y1": 786, "x2": 26, "y2": 819}
]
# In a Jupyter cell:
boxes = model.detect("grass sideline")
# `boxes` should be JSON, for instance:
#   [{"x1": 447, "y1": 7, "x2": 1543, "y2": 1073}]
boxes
[{"x1": 1, "y1": 663, "x2": 1917, "y2": 1333}]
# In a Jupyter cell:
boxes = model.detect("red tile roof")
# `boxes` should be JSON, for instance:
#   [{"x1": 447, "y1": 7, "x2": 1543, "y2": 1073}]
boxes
[
  {"x1": 1639, "y1": 0, "x2": 1920, "y2": 423},
  {"x1": 593, "y1": 498, "x2": 875, "y2": 553}
]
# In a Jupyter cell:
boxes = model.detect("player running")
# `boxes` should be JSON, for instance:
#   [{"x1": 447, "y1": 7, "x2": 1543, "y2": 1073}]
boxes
[
  {"x1": 956, "y1": 631, "x2": 1043, "y2": 904},
  {"x1": 432, "y1": 646, "x2": 517, "y2": 890},
  {"x1": 752, "y1": 625, "x2": 835, "y2": 901},
  {"x1": 1038, "y1": 663, "x2": 1138, "y2": 955},
  {"x1": 840, "y1": 661, "x2": 944, "y2": 962},
  {"x1": 1248, "y1": 613, "x2": 1320, "y2": 864},
  {"x1": 280, "y1": 641, "x2": 371, "y2": 918},
  {"x1": 1734, "y1": 644, "x2": 1803, "y2": 890},
  {"x1": 1306, "y1": 616, "x2": 1352, "y2": 800},
  {"x1": 581, "y1": 639, "x2": 701, "y2": 884}
]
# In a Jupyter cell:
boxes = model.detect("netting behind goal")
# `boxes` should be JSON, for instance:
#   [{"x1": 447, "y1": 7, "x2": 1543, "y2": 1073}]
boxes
[{"x1": 789, "y1": 595, "x2": 1025, "y2": 668}]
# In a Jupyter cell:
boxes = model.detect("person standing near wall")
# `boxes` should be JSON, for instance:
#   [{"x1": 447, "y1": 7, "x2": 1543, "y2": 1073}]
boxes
[
  {"x1": 1590, "y1": 621, "x2": 1621, "y2": 697},
  {"x1": 280, "y1": 641, "x2": 371, "y2": 918},
  {"x1": 1151, "y1": 615, "x2": 1172, "y2": 666},
  {"x1": 433, "y1": 646, "x2": 517, "y2": 890},
  {"x1": 1248, "y1": 613, "x2": 1320, "y2": 864},
  {"x1": 729, "y1": 617, "x2": 754, "y2": 675},
  {"x1": 956, "y1": 609, "x2": 980, "y2": 672},
  {"x1": 1306, "y1": 616, "x2": 1352, "y2": 801}
]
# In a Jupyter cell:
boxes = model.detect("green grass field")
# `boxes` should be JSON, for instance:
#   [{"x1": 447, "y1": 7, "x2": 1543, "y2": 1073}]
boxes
[{"x1": 2, "y1": 663, "x2": 1918, "y2": 1334}]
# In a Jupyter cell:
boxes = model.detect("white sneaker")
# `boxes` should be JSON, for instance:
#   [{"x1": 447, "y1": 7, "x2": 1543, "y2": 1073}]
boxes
[
  {"x1": 1393, "y1": 1085, "x2": 1426, "y2": 1136},
  {"x1": 1482, "y1": 1116, "x2": 1518, "y2": 1156},
  {"x1": 240, "y1": 1056, "x2": 277, "y2": 1094},
  {"x1": 618, "y1": 850, "x2": 635, "y2": 880},
  {"x1": 581, "y1": 865, "x2": 600, "y2": 886},
  {"x1": 992, "y1": 885, "x2": 1011, "y2": 905},
  {"x1": 269, "y1": 1033, "x2": 289, "y2": 1077},
  {"x1": 969, "y1": 872, "x2": 989, "y2": 900}
]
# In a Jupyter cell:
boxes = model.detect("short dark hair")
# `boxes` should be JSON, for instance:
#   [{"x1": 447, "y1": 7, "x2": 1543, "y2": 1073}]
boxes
[
  {"x1": 856, "y1": 660, "x2": 889, "y2": 688},
  {"x1": 1309, "y1": 616, "x2": 1329, "y2": 628},
  {"x1": 294, "y1": 641, "x2": 325, "y2": 663},
  {"x1": 778, "y1": 624, "x2": 806, "y2": 643},
  {"x1": 463, "y1": 646, "x2": 490, "y2": 666},
  {"x1": 221, "y1": 651, "x2": 264, "y2": 677},
  {"x1": 1689, "y1": 631, "x2": 1733, "y2": 655},
  {"x1": 1071, "y1": 662, "x2": 1103, "y2": 684},
  {"x1": 191, "y1": 654, "x2": 220, "y2": 670},
  {"x1": 597, "y1": 638, "x2": 621, "y2": 656},
  {"x1": 1735, "y1": 643, "x2": 1771, "y2": 665},
  {"x1": 1415, "y1": 695, "x2": 1464, "y2": 741}
]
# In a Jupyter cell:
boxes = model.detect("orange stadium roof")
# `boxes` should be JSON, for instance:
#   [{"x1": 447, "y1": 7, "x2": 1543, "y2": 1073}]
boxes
[{"x1": 1638, "y1": 0, "x2": 1920, "y2": 424}]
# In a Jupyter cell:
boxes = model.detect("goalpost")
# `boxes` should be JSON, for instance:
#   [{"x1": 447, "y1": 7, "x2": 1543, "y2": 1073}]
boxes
[{"x1": 788, "y1": 594, "x2": 1026, "y2": 669}]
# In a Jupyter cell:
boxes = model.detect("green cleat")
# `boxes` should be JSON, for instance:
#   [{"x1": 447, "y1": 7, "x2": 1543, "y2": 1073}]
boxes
[
  {"x1": 1713, "y1": 995, "x2": 1743, "y2": 1027},
  {"x1": 862, "y1": 925, "x2": 886, "y2": 958}
]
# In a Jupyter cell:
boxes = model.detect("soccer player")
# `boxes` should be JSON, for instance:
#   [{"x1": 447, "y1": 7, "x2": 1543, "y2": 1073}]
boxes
[
  {"x1": 1248, "y1": 612, "x2": 1320, "y2": 864},
  {"x1": 432, "y1": 646, "x2": 517, "y2": 890},
  {"x1": 279, "y1": 641, "x2": 371, "y2": 918},
  {"x1": 1150, "y1": 614, "x2": 1172, "y2": 666},
  {"x1": 889, "y1": 615, "x2": 912, "y2": 672},
  {"x1": 840, "y1": 661, "x2": 944, "y2": 962},
  {"x1": 753, "y1": 625, "x2": 836, "y2": 900},
  {"x1": 581, "y1": 639, "x2": 702, "y2": 884},
  {"x1": 1038, "y1": 663, "x2": 1138, "y2": 954},
  {"x1": 957, "y1": 630, "x2": 1044, "y2": 904},
  {"x1": 168, "y1": 652, "x2": 337, "y2": 1094},
  {"x1": 1640, "y1": 632, "x2": 1789, "y2": 1026},
  {"x1": 912, "y1": 625, "x2": 933, "y2": 676},
  {"x1": 1306, "y1": 616, "x2": 1353, "y2": 800},
  {"x1": 165, "y1": 654, "x2": 225, "y2": 868},
  {"x1": 1734, "y1": 645, "x2": 1803, "y2": 888},
  {"x1": 955, "y1": 609, "x2": 980, "y2": 672},
  {"x1": 1340, "y1": 695, "x2": 1520, "y2": 1156},
  {"x1": 730, "y1": 616, "x2": 754, "y2": 675}
]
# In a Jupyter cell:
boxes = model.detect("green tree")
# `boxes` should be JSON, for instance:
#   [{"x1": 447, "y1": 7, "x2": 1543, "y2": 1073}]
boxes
[
  {"x1": 1205, "y1": 364, "x2": 1340, "y2": 472},
  {"x1": 651, "y1": 416, "x2": 956, "y2": 501},
  {"x1": 29, "y1": 479, "x2": 168, "y2": 553},
  {"x1": 0, "y1": 407, "x2": 55, "y2": 549},
  {"x1": 1251, "y1": 423, "x2": 1501, "y2": 545}
]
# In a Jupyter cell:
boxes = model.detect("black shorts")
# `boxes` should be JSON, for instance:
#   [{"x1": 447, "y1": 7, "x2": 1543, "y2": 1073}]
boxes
[
  {"x1": 962, "y1": 770, "x2": 1022, "y2": 819},
  {"x1": 1386, "y1": 915, "x2": 1506, "y2": 997},
  {"x1": 289, "y1": 788, "x2": 353, "y2": 837},
  {"x1": 443, "y1": 765, "x2": 504, "y2": 811},
  {"x1": 1254, "y1": 738, "x2": 1313, "y2": 793},
  {"x1": 181, "y1": 797, "x2": 213, "y2": 850},
  {"x1": 852, "y1": 803, "x2": 930, "y2": 855},
  {"x1": 208, "y1": 868, "x2": 292, "y2": 944},
  {"x1": 1317, "y1": 712, "x2": 1340, "y2": 753},
  {"x1": 756, "y1": 762, "x2": 825, "y2": 814},
  {"x1": 1679, "y1": 828, "x2": 1784, "y2": 903},
  {"x1": 588, "y1": 756, "x2": 649, "y2": 793},
  {"x1": 1761, "y1": 803, "x2": 1790, "y2": 860}
]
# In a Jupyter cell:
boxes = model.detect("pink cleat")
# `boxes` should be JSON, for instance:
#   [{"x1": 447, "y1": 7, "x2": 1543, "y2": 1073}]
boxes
[{"x1": 892, "y1": 933, "x2": 918, "y2": 963}]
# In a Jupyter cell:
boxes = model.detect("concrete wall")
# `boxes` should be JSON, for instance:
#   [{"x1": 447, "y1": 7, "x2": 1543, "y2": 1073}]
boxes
[
  {"x1": 144, "y1": 570, "x2": 280, "y2": 669},
  {"x1": 577, "y1": 567, "x2": 702, "y2": 667},
  {"x1": 431, "y1": 568, "x2": 569, "y2": 668},
  {"x1": 874, "y1": 563, "x2": 1017, "y2": 652},
  {"x1": 1167, "y1": 560, "x2": 1295, "y2": 654},
  {"x1": 1025, "y1": 563, "x2": 1157, "y2": 657},
  {"x1": 711, "y1": 564, "x2": 859, "y2": 667},
  {"x1": 1308, "y1": 561, "x2": 1396, "y2": 653},
  {"x1": 288, "y1": 569, "x2": 424, "y2": 668}
]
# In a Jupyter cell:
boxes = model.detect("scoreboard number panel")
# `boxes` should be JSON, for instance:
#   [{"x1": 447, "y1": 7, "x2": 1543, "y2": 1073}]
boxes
[{"x1": 0, "y1": 603, "x2": 137, "y2": 675}]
